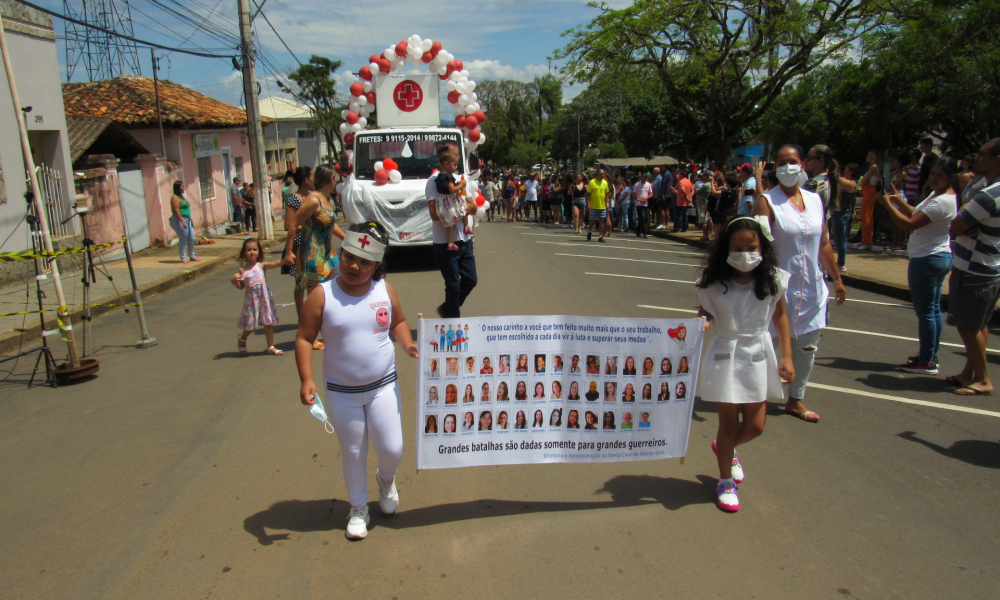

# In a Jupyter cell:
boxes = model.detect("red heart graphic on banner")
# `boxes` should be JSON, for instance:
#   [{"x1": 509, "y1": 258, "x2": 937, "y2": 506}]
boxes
[{"x1": 668, "y1": 327, "x2": 680, "y2": 339}]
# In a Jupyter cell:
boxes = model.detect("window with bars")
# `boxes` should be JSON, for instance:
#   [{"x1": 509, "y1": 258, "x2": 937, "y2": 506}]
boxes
[
  {"x1": 197, "y1": 157, "x2": 214, "y2": 199},
  {"x1": 235, "y1": 157, "x2": 244, "y2": 181}
]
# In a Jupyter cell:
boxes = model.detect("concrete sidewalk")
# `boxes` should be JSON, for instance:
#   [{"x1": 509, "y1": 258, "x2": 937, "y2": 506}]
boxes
[
  {"x1": 0, "y1": 229, "x2": 288, "y2": 356},
  {"x1": 651, "y1": 227, "x2": 934, "y2": 304}
]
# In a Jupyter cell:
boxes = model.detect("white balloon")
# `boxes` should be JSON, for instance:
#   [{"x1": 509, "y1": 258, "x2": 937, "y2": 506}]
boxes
[
  {"x1": 374, "y1": 161, "x2": 384, "y2": 171},
  {"x1": 460, "y1": 70, "x2": 470, "y2": 79},
  {"x1": 341, "y1": 109, "x2": 349, "y2": 119},
  {"x1": 444, "y1": 52, "x2": 454, "y2": 63},
  {"x1": 475, "y1": 205, "x2": 486, "y2": 220},
  {"x1": 458, "y1": 76, "x2": 468, "y2": 85},
  {"x1": 393, "y1": 58, "x2": 405, "y2": 70},
  {"x1": 450, "y1": 71, "x2": 461, "y2": 82},
  {"x1": 469, "y1": 92, "x2": 478, "y2": 104},
  {"x1": 349, "y1": 101, "x2": 360, "y2": 113},
  {"x1": 362, "y1": 81, "x2": 373, "y2": 93},
  {"x1": 336, "y1": 182, "x2": 345, "y2": 194},
  {"x1": 478, "y1": 133, "x2": 486, "y2": 144},
  {"x1": 466, "y1": 81, "x2": 476, "y2": 93},
  {"x1": 465, "y1": 104, "x2": 477, "y2": 115},
  {"x1": 345, "y1": 149, "x2": 354, "y2": 161},
  {"x1": 420, "y1": 39, "x2": 432, "y2": 52},
  {"x1": 437, "y1": 64, "x2": 448, "y2": 76},
  {"x1": 357, "y1": 117, "x2": 367, "y2": 128},
  {"x1": 409, "y1": 34, "x2": 420, "y2": 46},
  {"x1": 357, "y1": 95, "x2": 368, "y2": 106},
  {"x1": 446, "y1": 80, "x2": 457, "y2": 92},
  {"x1": 389, "y1": 169, "x2": 402, "y2": 184},
  {"x1": 350, "y1": 122, "x2": 362, "y2": 133},
  {"x1": 339, "y1": 122, "x2": 349, "y2": 134},
  {"x1": 455, "y1": 82, "x2": 467, "y2": 94},
  {"x1": 483, "y1": 200, "x2": 490, "y2": 212},
  {"x1": 458, "y1": 94, "x2": 470, "y2": 106},
  {"x1": 369, "y1": 62, "x2": 380, "y2": 75},
  {"x1": 385, "y1": 48, "x2": 396, "y2": 60}
]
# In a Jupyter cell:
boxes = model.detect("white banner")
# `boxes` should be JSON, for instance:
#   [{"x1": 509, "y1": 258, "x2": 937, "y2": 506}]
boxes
[
  {"x1": 416, "y1": 315, "x2": 704, "y2": 470},
  {"x1": 375, "y1": 75, "x2": 441, "y2": 127}
]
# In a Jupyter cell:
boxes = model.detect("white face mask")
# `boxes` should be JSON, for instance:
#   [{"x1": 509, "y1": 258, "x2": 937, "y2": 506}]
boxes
[
  {"x1": 308, "y1": 394, "x2": 335, "y2": 433},
  {"x1": 727, "y1": 252, "x2": 762, "y2": 272},
  {"x1": 776, "y1": 164, "x2": 802, "y2": 187}
]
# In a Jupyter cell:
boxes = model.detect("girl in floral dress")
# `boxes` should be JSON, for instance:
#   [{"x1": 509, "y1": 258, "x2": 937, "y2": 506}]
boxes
[{"x1": 232, "y1": 238, "x2": 283, "y2": 355}]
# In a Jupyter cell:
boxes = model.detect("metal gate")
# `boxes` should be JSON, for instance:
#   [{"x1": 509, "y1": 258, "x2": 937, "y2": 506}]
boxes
[{"x1": 118, "y1": 167, "x2": 150, "y2": 252}]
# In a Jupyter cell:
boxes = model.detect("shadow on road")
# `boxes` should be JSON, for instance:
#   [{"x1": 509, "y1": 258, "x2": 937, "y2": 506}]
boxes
[
  {"x1": 815, "y1": 356, "x2": 901, "y2": 373},
  {"x1": 852, "y1": 373, "x2": 954, "y2": 394},
  {"x1": 243, "y1": 474, "x2": 716, "y2": 545},
  {"x1": 897, "y1": 431, "x2": 1000, "y2": 469}
]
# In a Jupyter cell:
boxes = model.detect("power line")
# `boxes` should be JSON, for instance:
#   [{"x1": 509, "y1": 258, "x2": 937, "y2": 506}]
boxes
[
  {"x1": 22, "y1": 1, "x2": 235, "y2": 58},
  {"x1": 253, "y1": 6, "x2": 302, "y2": 67}
]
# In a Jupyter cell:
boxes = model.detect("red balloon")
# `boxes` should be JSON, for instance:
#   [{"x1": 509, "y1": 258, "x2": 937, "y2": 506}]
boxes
[
  {"x1": 385, "y1": 158, "x2": 398, "y2": 171},
  {"x1": 439, "y1": 73, "x2": 450, "y2": 80},
  {"x1": 334, "y1": 163, "x2": 342, "y2": 174},
  {"x1": 378, "y1": 58, "x2": 391, "y2": 73},
  {"x1": 447, "y1": 91, "x2": 460, "y2": 104},
  {"x1": 380, "y1": 52, "x2": 386, "y2": 60},
  {"x1": 447, "y1": 60, "x2": 458, "y2": 73},
  {"x1": 344, "y1": 133, "x2": 355, "y2": 146},
  {"x1": 455, "y1": 115, "x2": 467, "y2": 128},
  {"x1": 350, "y1": 82, "x2": 364, "y2": 97},
  {"x1": 395, "y1": 41, "x2": 408, "y2": 56},
  {"x1": 366, "y1": 92, "x2": 376, "y2": 105},
  {"x1": 475, "y1": 195, "x2": 486, "y2": 207},
  {"x1": 455, "y1": 60, "x2": 464, "y2": 72},
  {"x1": 369, "y1": 54, "x2": 380, "y2": 64},
  {"x1": 468, "y1": 128, "x2": 481, "y2": 143},
  {"x1": 465, "y1": 115, "x2": 478, "y2": 128},
  {"x1": 345, "y1": 111, "x2": 359, "y2": 125},
  {"x1": 374, "y1": 169, "x2": 389, "y2": 185},
  {"x1": 422, "y1": 52, "x2": 433, "y2": 64},
  {"x1": 473, "y1": 110, "x2": 486, "y2": 123},
  {"x1": 430, "y1": 41, "x2": 442, "y2": 58},
  {"x1": 359, "y1": 66, "x2": 372, "y2": 81}
]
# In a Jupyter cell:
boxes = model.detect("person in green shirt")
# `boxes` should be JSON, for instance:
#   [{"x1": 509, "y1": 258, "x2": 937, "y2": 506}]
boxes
[
  {"x1": 169, "y1": 181, "x2": 198, "y2": 263},
  {"x1": 586, "y1": 168, "x2": 612, "y2": 242}
]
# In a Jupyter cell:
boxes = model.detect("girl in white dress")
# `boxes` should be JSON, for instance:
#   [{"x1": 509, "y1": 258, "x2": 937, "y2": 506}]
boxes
[{"x1": 696, "y1": 216, "x2": 795, "y2": 512}]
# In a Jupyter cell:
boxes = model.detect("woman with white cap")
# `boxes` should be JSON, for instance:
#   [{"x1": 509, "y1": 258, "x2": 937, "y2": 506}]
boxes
[{"x1": 295, "y1": 221, "x2": 419, "y2": 540}]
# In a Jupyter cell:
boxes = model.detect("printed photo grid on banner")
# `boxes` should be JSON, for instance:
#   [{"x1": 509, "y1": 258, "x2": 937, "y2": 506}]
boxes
[{"x1": 417, "y1": 316, "x2": 704, "y2": 469}]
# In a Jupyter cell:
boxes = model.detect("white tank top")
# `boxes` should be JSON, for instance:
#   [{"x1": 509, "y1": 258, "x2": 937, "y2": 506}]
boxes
[{"x1": 321, "y1": 278, "x2": 397, "y2": 392}]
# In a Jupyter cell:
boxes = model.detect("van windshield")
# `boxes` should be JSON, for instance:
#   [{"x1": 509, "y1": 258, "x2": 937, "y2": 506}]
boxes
[{"x1": 354, "y1": 131, "x2": 463, "y2": 180}]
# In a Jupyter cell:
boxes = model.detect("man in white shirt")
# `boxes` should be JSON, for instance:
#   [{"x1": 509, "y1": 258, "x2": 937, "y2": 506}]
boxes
[
  {"x1": 427, "y1": 143, "x2": 479, "y2": 318},
  {"x1": 633, "y1": 173, "x2": 653, "y2": 239},
  {"x1": 524, "y1": 173, "x2": 540, "y2": 222}
]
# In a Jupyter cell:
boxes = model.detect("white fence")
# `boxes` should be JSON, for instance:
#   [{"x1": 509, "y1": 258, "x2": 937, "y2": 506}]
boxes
[{"x1": 34, "y1": 165, "x2": 73, "y2": 237}]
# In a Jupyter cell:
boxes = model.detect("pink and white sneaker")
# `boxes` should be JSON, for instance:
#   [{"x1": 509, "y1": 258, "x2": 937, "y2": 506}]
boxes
[
  {"x1": 711, "y1": 440, "x2": 744, "y2": 484},
  {"x1": 716, "y1": 480, "x2": 739, "y2": 512}
]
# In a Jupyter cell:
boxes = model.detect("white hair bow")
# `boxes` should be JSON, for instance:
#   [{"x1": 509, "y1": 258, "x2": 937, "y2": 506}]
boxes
[{"x1": 726, "y1": 215, "x2": 774, "y2": 242}]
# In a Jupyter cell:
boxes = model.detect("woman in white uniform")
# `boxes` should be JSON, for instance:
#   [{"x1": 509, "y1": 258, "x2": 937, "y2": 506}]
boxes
[{"x1": 753, "y1": 145, "x2": 847, "y2": 423}]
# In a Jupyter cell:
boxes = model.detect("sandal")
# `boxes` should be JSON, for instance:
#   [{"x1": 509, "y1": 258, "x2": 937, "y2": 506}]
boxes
[
  {"x1": 312, "y1": 340, "x2": 325, "y2": 350},
  {"x1": 951, "y1": 386, "x2": 992, "y2": 396},
  {"x1": 267, "y1": 346, "x2": 284, "y2": 356},
  {"x1": 784, "y1": 402, "x2": 820, "y2": 422},
  {"x1": 944, "y1": 375, "x2": 968, "y2": 388},
  {"x1": 238, "y1": 335, "x2": 248, "y2": 354}
]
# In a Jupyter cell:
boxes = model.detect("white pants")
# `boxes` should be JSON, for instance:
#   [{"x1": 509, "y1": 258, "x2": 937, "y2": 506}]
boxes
[{"x1": 325, "y1": 382, "x2": 404, "y2": 508}]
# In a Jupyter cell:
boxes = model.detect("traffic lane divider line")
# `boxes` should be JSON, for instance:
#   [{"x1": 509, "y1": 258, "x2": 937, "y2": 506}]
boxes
[
  {"x1": 589, "y1": 273, "x2": 696, "y2": 285},
  {"x1": 537, "y1": 241, "x2": 704, "y2": 256},
  {"x1": 555, "y1": 253, "x2": 701, "y2": 267},
  {"x1": 637, "y1": 305, "x2": 1000, "y2": 355},
  {"x1": 521, "y1": 232, "x2": 688, "y2": 246},
  {"x1": 829, "y1": 296, "x2": 911, "y2": 308},
  {"x1": 806, "y1": 382, "x2": 1000, "y2": 419}
]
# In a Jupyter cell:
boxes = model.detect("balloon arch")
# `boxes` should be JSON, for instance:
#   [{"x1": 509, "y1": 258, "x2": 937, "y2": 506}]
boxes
[{"x1": 338, "y1": 34, "x2": 486, "y2": 154}]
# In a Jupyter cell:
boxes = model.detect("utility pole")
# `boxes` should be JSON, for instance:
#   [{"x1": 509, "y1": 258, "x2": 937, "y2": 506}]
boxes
[
  {"x1": 0, "y1": 14, "x2": 80, "y2": 368},
  {"x1": 150, "y1": 49, "x2": 167, "y2": 158},
  {"x1": 237, "y1": 0, "x2": 273, "y2": 240}
]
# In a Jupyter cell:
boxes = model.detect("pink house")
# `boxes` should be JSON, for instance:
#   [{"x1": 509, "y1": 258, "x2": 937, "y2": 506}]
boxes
[{"x1": 63, "y1": 75, "x2": 279, "y2": 246}]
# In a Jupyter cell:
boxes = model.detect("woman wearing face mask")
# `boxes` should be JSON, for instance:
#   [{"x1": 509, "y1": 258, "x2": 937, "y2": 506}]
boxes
[
  {"x1": 754, "y1": 145, "x2": 846, "y2": 423},
  {"x1": 878, "y1": 157, "x2": 958, "y2": 375}
]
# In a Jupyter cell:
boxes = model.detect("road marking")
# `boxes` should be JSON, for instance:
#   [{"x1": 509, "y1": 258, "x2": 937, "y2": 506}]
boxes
[
  {"x1": 638, "y1": 304, "x2": 699, "y2": 314},
  {"x1": 521, "y1": 232, "x2": 688, "y2": 246},
  {"x1": 555, "y1": 253, "x2": 701, "y2": 267},
  {"x1": 830, "y1": 297, "x2": 911, "y2": 308},
  {"x1": 588, "y1": 272, "x2": 696, "y2": 285},
  {"x1": 805, "y1": 382, "x2": 1000, "y2": 418},
  {"x1": 638, "y1": 306, "x2": 1000, "y2": 354},
  {"x1": 537, "y1": 241, "x2": 703, "y2": 256}
]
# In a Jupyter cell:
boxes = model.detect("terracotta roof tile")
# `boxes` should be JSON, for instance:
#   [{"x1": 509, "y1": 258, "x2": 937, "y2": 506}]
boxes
[{"x1": 62, "y1": 75, "x2": 272, "y2": 129}]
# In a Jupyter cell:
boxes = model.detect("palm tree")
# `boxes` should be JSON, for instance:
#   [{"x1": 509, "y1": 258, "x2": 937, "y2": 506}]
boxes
[
  {"x1": 527, "y1": 74, "x2": 563, "y2": 146},
  {"x1": 505, "y1": 96, "x2": 535, "y2": 144}
]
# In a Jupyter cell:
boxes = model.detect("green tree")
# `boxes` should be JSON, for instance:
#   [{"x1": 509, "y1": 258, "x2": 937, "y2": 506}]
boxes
[
  {"x1": 554, "y1": 0, "x2": 891, "y2": 164},
  {"x1": 284, "y1": 55, "x2": 346, "y2": 151},
  {"x1": 527, "y1": 74, "x2": 563, "y2": 147},
  {"x1": 508, "y1": 142, "x2": 547, "y2": 169}
]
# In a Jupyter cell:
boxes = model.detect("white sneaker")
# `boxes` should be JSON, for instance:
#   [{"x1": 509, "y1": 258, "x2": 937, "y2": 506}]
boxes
[
  {"x1": 731, "y1": 454, "x2": 744, "y2": 484},
  {"x1": 656, "y1": 224, "x2": 666, "y2": 230},
  {"x1": 848, "y1": 243, "x2": 860, "y2": 249},
  {"x1": 345, "y1": 505, "x2": 370, "y2": 540},
  {"x1": 376, "y1": 471, "x2": 399, "y2": 515}
]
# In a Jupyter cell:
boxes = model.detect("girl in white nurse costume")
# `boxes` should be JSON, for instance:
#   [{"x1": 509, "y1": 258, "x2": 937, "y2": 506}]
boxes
[{"x1": 696, "y1": 216, "x2": 795, "y2": 513}]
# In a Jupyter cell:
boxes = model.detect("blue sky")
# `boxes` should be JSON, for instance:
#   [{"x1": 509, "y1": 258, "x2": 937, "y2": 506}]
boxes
[{"x1": 46, "y1": 0, "x2": 630, "y2": 109}]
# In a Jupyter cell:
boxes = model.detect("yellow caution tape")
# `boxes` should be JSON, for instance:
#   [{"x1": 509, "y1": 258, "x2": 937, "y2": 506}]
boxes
[
  {"x1": 0, "y1": 302, "x2": 142, "y2": 316},
  {"x1": 0, "y1": 237, "x2": 127, "y2": 263}
]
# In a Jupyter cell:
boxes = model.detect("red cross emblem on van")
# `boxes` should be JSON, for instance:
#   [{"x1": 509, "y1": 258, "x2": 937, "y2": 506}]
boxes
[{"x1": 393, "y1": 81, "x2": 423, "y2": 112}]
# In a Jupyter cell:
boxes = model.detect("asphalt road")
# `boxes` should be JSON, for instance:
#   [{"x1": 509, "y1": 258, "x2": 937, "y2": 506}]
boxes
[{"x1": 1, "y1": 220, "x2": 998, "y2": 600}]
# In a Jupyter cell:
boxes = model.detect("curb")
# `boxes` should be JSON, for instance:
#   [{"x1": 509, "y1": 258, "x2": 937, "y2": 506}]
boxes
[{"x1": 0, "y1": 235, "x2": 288, "y2": 357}]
